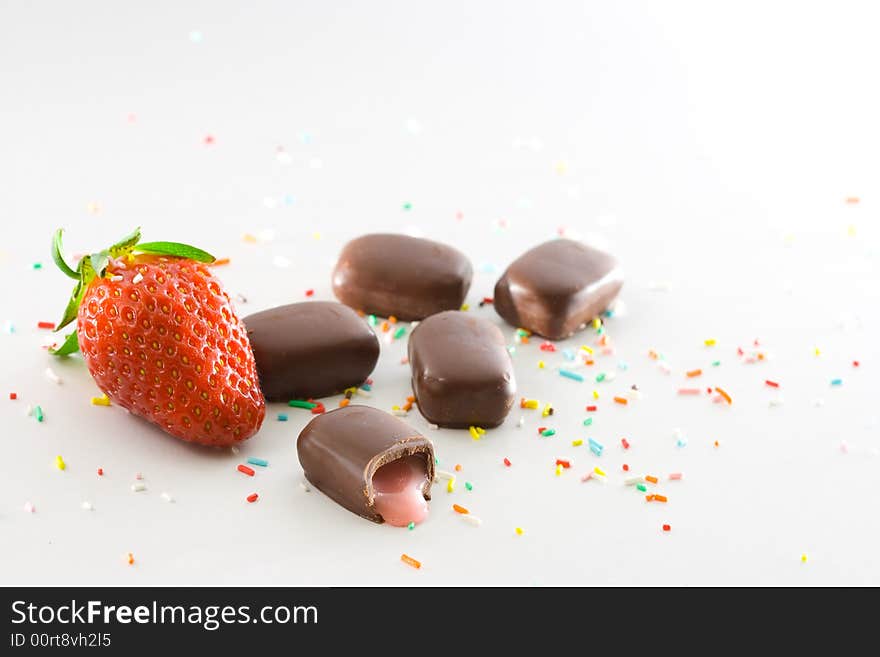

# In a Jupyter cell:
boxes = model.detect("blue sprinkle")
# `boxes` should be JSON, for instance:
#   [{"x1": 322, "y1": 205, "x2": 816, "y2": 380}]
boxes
[
  {"x1": 559, "y1": 369, "x2": 584, "y2": 382},
  {"x1": 360, "y1": 383, "x2": 372, "y2": 392},
  {"x1": 277, "y1": 413, "x2": 288, "y2": 422},
  {"x1": 676, "y1": 438, "x2": 688, "y2": 448},
  {"x1": 617, "y1": 361, "x2": 629, "y2": 371},
  {"x1": 562, "y1": 349, "x2": 576, "y2": 361},
  {"x1": 479, "y1": 262, "x2": 497, "y2": 274},
  {"x1": 603, "y1": 309, "x2": 614, "y2": 318},
  {"x1": 247, "y1": 457, "x2": 269, "y2": 467},
  {"x1": 588, "y1": 438, "x2": 604, "y2": 456},
  {"x1": 830, "y1": 378, "x2": 843, "y2": 386}
]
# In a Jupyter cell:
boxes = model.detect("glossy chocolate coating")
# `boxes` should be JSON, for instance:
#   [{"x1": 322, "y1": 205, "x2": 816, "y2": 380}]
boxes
[
  {"x1": 493, "y1": 239, "x2": 622, "y2": 340},
  {"x1": 297, "y1": 405, "x2": 435, "y2": 523},
  {"x1": 332, "y1": 233, "x2": 473, "y2": 321},
  {"x1": 408, "y1": 311, "x2": 516, "y2": 429},
  {"x1": 243, "y1": 301, "x2": 379, "y2": 402}
]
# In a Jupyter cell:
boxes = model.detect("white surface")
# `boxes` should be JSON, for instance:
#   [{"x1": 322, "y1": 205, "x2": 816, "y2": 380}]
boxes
[{"x1": 1, "y1": 1, "x2": 878, "y2": 586}]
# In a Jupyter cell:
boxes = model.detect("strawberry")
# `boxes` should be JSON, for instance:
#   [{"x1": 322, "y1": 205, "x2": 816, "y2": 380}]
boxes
[{"x1": 50, "y1": 228, "x2": 265, "y2": 445}]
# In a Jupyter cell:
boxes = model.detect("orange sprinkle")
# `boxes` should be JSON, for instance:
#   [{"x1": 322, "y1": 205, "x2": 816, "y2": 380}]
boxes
[
  {"x1": 400, "y1": 553, "x2": 421, "y2": 569},
  {"x1": 388, "y1": 316, "x2": 398, "y2": 324},
  {"x1": 381, "y1": 321, "x2": 390, "y2": 332},
  {"x1": 452, "y1": 504, "x2": 469, "y2": 514},
  {"x1": 613, "y1": 396, "x2": 628, "y2": 405},
  {"x1": 714, "y1": 440, "x2": 719, "y2": 447},
  {"x1": 654, "y1": 494, "x2": 668, "y2": 503},
  {"x1": 846, "y1": 196, "x2": 861, "y2": 204},
  {"x1": 715, "y1": 386, "x2": 732, "y2": 404},
  {"x1": 402, "y1": 400, "x2": 413, "y2": 411},
  {"x1": 356, "y1": 310, "x2": 366, "y2": 317},
  {"x1": 648, "y1": 350, "x2": 660, "y2": 360},
  {"x1": 585, "y1": 359, "x2": 595, "y2": 366},
  {"x1": 127, "y1": 552, "x2": 135, "y2": 565},
  {"x1": 645, "y1": 475, "x2": 658, "y2": 484},
  {"x1": 211, "y1": 257, "x2": 230, "y2": 266},
  {"x1": 339, "y1": 398, "x2": 350, "y2": 408},
  {"x1": 454, "y1": 464, "x2": 462, "y2": 472},
  {"x1": 686, "y1": 369, "x2": 702, "y2": 378},
  {"x1": 645, "y1": 494, "x2": 655, "y2": 501}
]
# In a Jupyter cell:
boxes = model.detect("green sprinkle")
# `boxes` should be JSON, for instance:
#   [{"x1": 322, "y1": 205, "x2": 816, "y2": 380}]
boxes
[
  {"x1": 393, "y1": 326, "x2": 406, "y2": 339},
  {"x1": 559, "y1": 369, "x2": 584, "y2": 382},
  {"x1": 32, "y1": 262, "x2": 43, "y2": 270},
  {"x1": 34, "y1": 405, "x2": 44, "y2": 422},
  {"x1": 360, "y1": 383, "x2": 372, "y2": 392},
  {"x1": 402, "y1": 202, "x2": 412, "y2": 211},
  {"x1": 636, "y1": 483, "x2": 647, "y2": 492},
  {"x1": 407, "y1": 521, "x2": 415, "y2": 530},
  {"x1": 540, "y1": 428, "x2": 556, "y2": 437},
  {"x1": 507, "y1": 346, "x2": 516, "y2": 355},
  {"x1": 277, "y1": 413, "x2": 288, "y2": 421},
  {"x1": 711, "y1": 360, "x2": 721, "y2": 367},
  {"x1": 288, "y1": 399, "x2": 317, "y2": 409},
  {"x1": 583, "y1": 417, "x2": 593, "y2": 427},
  {"x1": 434, "y1": 457, "x2": 439, "y2": 465},
  {"x1": 595, "y1": 372, "x2": 606, "y2": 383},
  {"x1": 247, "y1": 457, "x2": 269, "y2": 467},
  {"x1": 465, "y1": 482, "x2": 473, "y2": 491},
  {"x1": 368, "y1": 314, "x2": 377, "y2": 326},
  {"x1": 516, "y1": 328, "x2": 529, "y2": 337},
  {"x1": 596, "y1": 326, "x2": 604, "y2": 336}
]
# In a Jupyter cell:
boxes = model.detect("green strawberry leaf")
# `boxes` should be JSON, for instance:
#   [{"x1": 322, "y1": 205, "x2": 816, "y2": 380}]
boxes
[
  {"x1": 55, "y1": 277, "x2": 84, "y2": 332},
  {"x1": 109, "y1": 227, "x2": 142, "y2": 257},
  {"x1": 136, "y1": 241, "x2": 216, "y2": 263},
  {"x1": 51, "y1": 229, "x2": 79, "y2": 280},
  {"x1": 49, "y1": 330, "x2": 79, "y2": 356},
  {"x1": 90, "y1": 250, "x2": 110, "y2": 277}
]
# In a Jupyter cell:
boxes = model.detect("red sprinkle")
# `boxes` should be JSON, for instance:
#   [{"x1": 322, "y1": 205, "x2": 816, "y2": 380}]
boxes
[
  {"x1": 621, "y1": 438, "x2": 630, "y2": 449},
  {"x1": 765, "y1": 380, "x2": 780, "y2": 388},
  {"x1": 9, "y1": 392, "x2": 16, "y2": 400},
  {"x1": 37, "y1": 321, "x2": 55, "y2": 330},
  {"x1": 539, "y1": 342, "x2": 557, "y2": 352},
  {"x1": 622, "y1": 464, "x2": 629, "y2": 471},
  {"x1": 503, "y1": 457, "x2": 511, "y2": 467},
  {"x1": 482, "y1": 297, "x2": 494, "y2": 304},
  {"x1": 662, "y1": 524, "x2": 671, "y2": 532},
  {"x1": 586, "y1": 405, "x2": 597, "y2": 412},
  {"x1": 305, "y1": 289, "x2": 314, "y2": 297},
  {"x1": 247, "y1": 493, "x2": 259, "y2": 503},
  {"x1": 537, "y1": 426, "x2": 546, "y2": 434},
  {"x1": 97, "y1": 468, "x2": 103, "y2": 476},
  {"x1": 853, "y1": 361, "x2": 860, "y2": 367},
  {"x1": 237, "y1": 464, "x2": 255, "y2": 476},
  {"x1": 555, "y1": 459, "x2": 571, "y2": 468},
  {"x1": 204, "y1": 134, "x2": 215, "y2": 145}
]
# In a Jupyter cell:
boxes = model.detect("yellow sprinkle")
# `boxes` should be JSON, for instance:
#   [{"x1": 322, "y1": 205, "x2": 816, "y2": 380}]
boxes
[
  {"x1": 537, "y1": 360, "x2": 545, "y2": 369},
  {"x1": 392, "y1": 405, "x2": 400, "y2": 411},
  {"x1": 814, "y1": 347, "x2": 821, "y2": 356},
  {"x1": 468, "y1": 426, "x2": 481, "y2": 440},
  {"x1": 593, "y1": 466, "x2": 606, "y2": 477},
  {"x1": 91, "y1": 395, "x2": 111, "y2": 406},
  {"x1": 447, "y1": 477, "x2": 455, "y2": 493},
  {"x1": 515, "y1": 527, "x2": 524, "y2": 536},
  {"x1": 55, "y1": 455, "x2": 66, "y2": 471},
  {"x1": 312, "y1": 232, "x2": 322, "y2": 240},
  {"x1": 460, "y1": 303, "x2": 470, "y2": 311},
  {"x1": 592, "y1": 390, "x2": 600, "y2": 400},
  {"x1": 541, "y1": 403, "x2": 553, "y2": 418},
  {"x1": 801, "y1": 553, "x2": 808, "y2": 563},
  {"x1": 580, "y1": 345, "x2": 594, "y2": 355},
  {"x1": 592, "y1": 318, "x2": 601, "y2": 329},
  {"x1": 523, "y1": 399, "x2": 539, "y2": 409},
  {"x1": 476, "y1": 426, "x2": 486, "y2": 435},
  {"x1": 242, "y1": 233, "x2": 257, "y2": 243},
  {"x1": 554, "y1": 161, "x2": 568, "y2": 175},
  {"x1": 704, "y1": 339, "x2": 716, "y2": 347},
  {"x1": 555, "y1": 464, "x2": 562, "y2": 476},
  {"x1": 572, "y1": 439, "x2": 583, "y2": 447},
  {"x1": 847, "y1": 224, "x2": 857, "y2": 237}
]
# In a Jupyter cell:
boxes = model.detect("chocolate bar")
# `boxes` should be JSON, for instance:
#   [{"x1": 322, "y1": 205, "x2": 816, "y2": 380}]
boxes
[
  {"x1": 244, "y1": 301, "x2": 379, "y2": 402},
  {"x1": 297, "y1": 405, "x2": 435, "y2": 525},
  {"x1": 332, "y1": 233, "x2": 473, "y2": 320},
  {"x1": 408, "y1": 311, "x2": 516, "y2": 428},
  {"x1": 493, "y1": 239, "x2": 622, "y2": 340}
]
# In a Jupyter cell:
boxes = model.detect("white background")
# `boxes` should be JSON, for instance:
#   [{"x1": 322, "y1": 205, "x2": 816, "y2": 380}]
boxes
[{"x1": 1, "y1": 1, "x2": 878, "y2": 585}]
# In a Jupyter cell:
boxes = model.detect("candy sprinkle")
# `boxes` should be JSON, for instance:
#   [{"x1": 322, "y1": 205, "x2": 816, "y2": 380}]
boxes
[
  {"x1": 540, "y1": 428, "x2": 556, "y2": 437},
  {"x1": 704, "y1": 339, "x2": 716, "y2": 347},
  {"x1": 613, "y1": 396, "x2": 628, "y2": 405},
  {"x1": 465, "y1": 481, "x2": 473, "y2": 491},
  {"x1": 247, "y1": 493, "x2": 259, "y2": 503},
  {"x1": 55, "y1": 455, "x2": 66, "y2": 471},
  {"x1": 503, "y1": 457, "x2": 512, "y2": 467},
  {"x1": 34, "y1": 405, "x2": 44, "y2": 422},
  {"x1": 715, "y1": 387, "x2": 732, "y2": 405},
  {"x1": 765, "y1": 380, "x2": 780, "y2": 388},
  {"x1": 277, "y1": 413, "x2": 288, "y2": 421},
  {"x1": 446, "y1": 477, "x2": 455, "y2": 493},
  {"x1": 407, "y1": 522, "x2": 415, "y2": 530},
  {"x1": 247, "y1": 457, "x2": 269, "y2": 467},
  {"x1": 686, "y1": 369, "x2": 702, "y2": 378},
  {"x1": 621, "y1": 438, "x2": 630, "y2": 449},
  {"x1": 830, "y1": 378, "x2": 843, "y2": 386},
  {"x1": 288, "y1": 399, "x2": 318, "y2": 409},
  {"x1": 127, "y1": 553, "x2": 135, "y2": 566},
  {"x1": 91, "y1": 395, "x2": 111, "y2": 406},
  {"x1": 237, "y1": 464, "x2": 255, "y2": 477},
  {"x1": 453, "y1": 504, "x2": 469, "y2": 514},
  {"x1": 131, "y1": 483, "x2": 146, "y2": 492},
  {"x1": 515, "y1": 527, "x2": 524, "y2": 536},
  {"x1": 559, "y1": 369, "x2": 584, "y2": 382},
  {"x1": 588, "y1": 438, "x2": 604, "y2": 456},
  {"x1": 662, "y1": 524, "x2": 671, "y2": 532},
  {"x1": 401, "y1": 553, "x2": 421, "y2": 569}
]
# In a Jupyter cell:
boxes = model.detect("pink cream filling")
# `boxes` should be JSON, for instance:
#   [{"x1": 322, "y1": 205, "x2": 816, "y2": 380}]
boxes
[{"x1": 372, "y1": 454, "x2": 429, "y2": 527}]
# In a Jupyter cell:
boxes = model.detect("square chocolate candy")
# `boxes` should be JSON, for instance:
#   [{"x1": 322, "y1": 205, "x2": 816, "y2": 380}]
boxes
[
  {"x1": 332, "y1": 233, "x2": 473, "y2": 321},
  {"x1": 408, "y1": 311, "x2": 516, "y2": 428},
  {"x1": 493, "y1": 239, "x2": 622, "y2": 340}
]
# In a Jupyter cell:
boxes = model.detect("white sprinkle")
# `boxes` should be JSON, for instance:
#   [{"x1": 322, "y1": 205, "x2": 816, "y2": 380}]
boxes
[
  {"x1": 461, "y1": 514, "x2": 482, "y2": 527},
  {"x1": 160, "y1": 492, "x2": 174, "y2": 503},
  {"x1": 299, "y1": 481, "x2": 311, "y2": 492},
  {"x1": 769, "y1": 396, "x2": 785, "y2": 407},
  {"x1": 391, "y1": 409, "x2": 408, "y2": 417},
  {"x1": 230, "y1": 446, "x2": 240, "y2": 454},
  {"x1": 110, "y1": 275, "x2": 123, "y2": 282},
  {"x1": 131, "y1": 482, "x2": 146, "y2": 493},
  {"x1": 81, "y1": 501, "x2": 93, "y2": 511},
  {"x1": 603, "y1": 370, "x2": 617, "y2": 383},
  {"x1": 517, "y1": 416, "x2": 525, "y2": 428},
  {"x1": 435, "y1": 469, "x2": 455, "y2": 481},
  {"x1": 132, "y1": 272, "x2": 143, "y2": 284},
  {"x1": 428, "y1": 424, "x2": 439, "y2": 430},
  {"x1": 272, "y1": 255, "x2": 290, "y2": 268},
  {"x1": 355, "y1": 388, "x2": 372, "y2": 398},
  {"x1": 23, "y1": 502, "x2": 35, "y2": 513},
  {"x1": 405, "y1": 118, "x2": 423, "y2": 135},
  {"x1": 627, "y1": 388, "x2": 643, "y2": 401},
  {"x1": 624, "y1": 476, "x2": 644, "y2": 486},
  {"x1": 658, "y1": 361, "x2": 673, "y2": 375},
  {"x1": 25, "y1": 404, "x2": 33, "y2": 417},
  {"x1": 812, "y1": 398, "x2": 826, "y2": 407}
]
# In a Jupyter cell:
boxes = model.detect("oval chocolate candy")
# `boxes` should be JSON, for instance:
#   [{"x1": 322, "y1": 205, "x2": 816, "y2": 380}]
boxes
[
  {"x1": 408, "y1": 310, "x2": 516, "y2": 429},
  {"x1": 243, "y1": 301, "x2": 379, "y2": 402},
  {"x1": 332, "y1": 233, "x2": 473, "y2": 321},
  {"x1": 493, "y1": 239, "x2": 623, "y2": 340},
  {"x1": 297, "y1": 405, "x2": 435, "y2": 525}
]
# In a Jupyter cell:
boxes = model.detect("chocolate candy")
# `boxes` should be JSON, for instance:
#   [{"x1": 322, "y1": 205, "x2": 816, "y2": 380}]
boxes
[
  {"x1": 243, "y1": 301, "x2": 379, "y2": 402},
  {"x1": 493, "y1": 239, "x2": 622, "y2": 340},
  {"x1": 332, "y1": 233, "x2": 473, "y2": 321},
  {"x1": 408, "y1": 311, "x2": 516, "y2": 428},
  {"x1": 297, "y1": 405, "x2": 435, "y2": 525}
]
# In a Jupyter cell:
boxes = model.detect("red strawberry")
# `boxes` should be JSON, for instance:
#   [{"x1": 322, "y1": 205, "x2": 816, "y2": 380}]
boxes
[{"x1": 50, "y1": 228, "x2": 265, "y2": 445}]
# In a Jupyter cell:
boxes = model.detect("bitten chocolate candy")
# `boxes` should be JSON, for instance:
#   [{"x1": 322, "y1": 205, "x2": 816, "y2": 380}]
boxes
[
  {"x1": 493, "y1": 239, "x2": 622, "y2": 340},
  {"x1": 243, "y1": 301, "x2": 379, "y2": 402},
  {"x1": 297, "y1": 405, "x2": 435, "y2": 525},
  {"x1": 408, "y1": 311, "x2": 516, "y2": 429},
  {"x1": 332, "y1": 233, "x2": 473, "y2": 321}
]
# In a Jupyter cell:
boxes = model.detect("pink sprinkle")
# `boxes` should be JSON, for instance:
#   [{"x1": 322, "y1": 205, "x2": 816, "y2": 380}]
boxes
[
  {"x1": 580, "y1": 472, "x2": 593, "y2": 482},
  {"x1": 203, "y1": 134, "x2": 215, "y2": 145},
  {"x1": 23, "y1": 502, "x2": 35, "y2": 513},
  {"x1": 677, "y1": 388, "x2": 701, "y2": 395},
  {"x1": 668, "y1": 472, "x2": 683, "y2": 480},
  {"x1": 400, "y1": 356, "x2": 409, "y2": 364},
  {"x1": 455, "y1": 211, "x2": 464, "y2": 221},
  {"x1": 135, "y1": 473, "x2": 143, "y2": 480}
]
